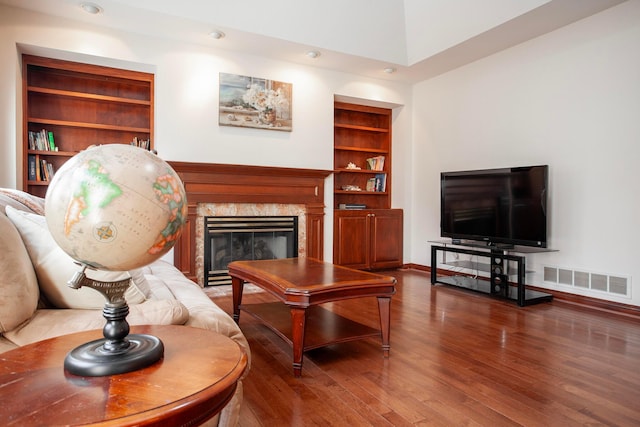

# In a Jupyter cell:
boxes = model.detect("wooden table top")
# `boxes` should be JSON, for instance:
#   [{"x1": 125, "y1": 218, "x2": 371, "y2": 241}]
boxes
[
  {"x1": 229, "y1": 258, "x2": 396, "y2": 309},
  {"x1": 0, "y1": 325, "x2": 248, "y2": 426},
  {"x1": 228, "y1": 258, "x2": 397, "y2": 295}
]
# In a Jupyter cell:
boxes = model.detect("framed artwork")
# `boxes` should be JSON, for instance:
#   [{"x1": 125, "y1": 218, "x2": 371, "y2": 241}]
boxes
[{"x1": 219, "y1": 73, "x2": 292, "y2": 132}]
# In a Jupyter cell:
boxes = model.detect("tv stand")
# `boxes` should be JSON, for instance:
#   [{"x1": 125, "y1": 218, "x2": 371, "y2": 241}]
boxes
[{"x1": 429, "y1": 241, "x2": 553, "y2": 306}]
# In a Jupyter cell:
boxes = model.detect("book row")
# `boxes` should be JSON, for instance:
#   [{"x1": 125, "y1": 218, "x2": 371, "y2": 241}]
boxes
[
  {"x1": 28, "y1": 154, "x2": 55, "y2": 182},
  {"x1": 131, "y1": 137, "x2": 151, "y2": 150},
  {"x1": 366, "y1": 155, "x2": 385, "y2": 171},
  {"x1": 366, "y1": 173, "x2": 387, "y2": 192},
  {"x1": 28, "y1": 129, "x2": 57, "y2": 152}
]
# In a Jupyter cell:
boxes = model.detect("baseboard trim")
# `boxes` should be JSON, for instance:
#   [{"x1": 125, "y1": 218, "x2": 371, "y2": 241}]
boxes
[{"x1": 402, "y1": 263, "x2": 640, "y2": 320}]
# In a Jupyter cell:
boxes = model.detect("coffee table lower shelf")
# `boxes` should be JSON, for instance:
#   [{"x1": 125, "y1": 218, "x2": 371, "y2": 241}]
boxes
[{"x1": 240, "y1": 302, "x2": 381, "y2": 352}]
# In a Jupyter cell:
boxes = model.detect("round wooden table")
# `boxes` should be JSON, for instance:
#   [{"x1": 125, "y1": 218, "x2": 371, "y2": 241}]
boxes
[{"x1": 0, "y1": 325, "x2": 248, "y2": 426}]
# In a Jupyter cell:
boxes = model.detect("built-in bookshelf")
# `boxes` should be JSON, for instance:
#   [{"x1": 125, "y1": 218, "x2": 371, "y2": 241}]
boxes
[
  {"x1": 333, "y1": 101, "x2": 402, "y2": 270},
  {"x1": 334, "y1": 102, "x2": 391, "y2": 210},
  {"x1": 22, "y1": 55, "x2": 154, "y2": 197}
]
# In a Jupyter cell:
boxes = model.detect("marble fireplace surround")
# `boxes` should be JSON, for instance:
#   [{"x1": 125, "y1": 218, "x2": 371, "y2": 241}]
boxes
[{"x1": 168, "y1": 161, "x2": 332, "y2": 283}]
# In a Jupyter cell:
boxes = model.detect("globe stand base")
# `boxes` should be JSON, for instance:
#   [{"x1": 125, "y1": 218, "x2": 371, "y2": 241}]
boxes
[
  {"x1": 63, "y1": 265, "x2": 164, "y2": 377},
  {"x1": 64, "y1": 334, "x2": 164, "y2": 377}
]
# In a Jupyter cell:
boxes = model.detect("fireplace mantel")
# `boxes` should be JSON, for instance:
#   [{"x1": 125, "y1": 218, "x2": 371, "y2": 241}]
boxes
[{"x1": 169, "y1": 161, "x2": 332, "y2": 280}]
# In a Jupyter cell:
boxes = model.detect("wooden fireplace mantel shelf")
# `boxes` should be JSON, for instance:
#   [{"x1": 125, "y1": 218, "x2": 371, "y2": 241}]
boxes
[{"x1": 169, "y1": 161, "x2": 332, "y2": 281}]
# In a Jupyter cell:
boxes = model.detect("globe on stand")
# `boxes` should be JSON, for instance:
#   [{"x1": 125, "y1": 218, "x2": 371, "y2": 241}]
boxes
[{"x1": 45, "y1": 144, "x2": 188, "y2": 376}]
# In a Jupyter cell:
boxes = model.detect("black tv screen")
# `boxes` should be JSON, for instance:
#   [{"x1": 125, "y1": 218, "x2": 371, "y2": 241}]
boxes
[{"x1": 440, "y1": 165, "x2": 548, "y2": 248}]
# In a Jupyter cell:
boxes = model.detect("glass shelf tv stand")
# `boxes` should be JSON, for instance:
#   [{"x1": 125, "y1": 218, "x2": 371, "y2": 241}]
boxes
[{"x1": 429, "y1": 240, "x2": 555, "y2": 307}]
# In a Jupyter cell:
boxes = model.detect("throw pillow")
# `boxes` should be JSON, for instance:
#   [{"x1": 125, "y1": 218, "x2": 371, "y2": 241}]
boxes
[
  {"x1": 5, "y1": 206, "x2": 151, "y2": 309},
  {"x1": 0, "y1": 213, "x2": 39, "y2": 332}
]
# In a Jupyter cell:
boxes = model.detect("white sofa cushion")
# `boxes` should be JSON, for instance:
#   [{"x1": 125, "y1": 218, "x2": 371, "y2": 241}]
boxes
[
  {"x1": 3, "y1": 298, "x2": 190, "y2": 347},
  {"x1": 0, "y1": 213, "x2": 39, "y2": 333},
  {"x1": 6, "y1": 206, "x2": 150, "y2": 309}
]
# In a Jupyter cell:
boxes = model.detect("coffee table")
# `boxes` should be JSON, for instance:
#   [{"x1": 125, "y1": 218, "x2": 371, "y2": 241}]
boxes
[
  {"x1": 0, "y1": 325, "x2": 247, "y2": 426},
  {"x1": 229, "y1": 258, "x2": 396, "y2": 377}
]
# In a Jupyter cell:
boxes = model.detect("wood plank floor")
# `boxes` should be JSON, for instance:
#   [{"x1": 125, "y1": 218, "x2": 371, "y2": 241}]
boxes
[{"x1": 210, "y1": 268, "x2": 640, "y2": 426}]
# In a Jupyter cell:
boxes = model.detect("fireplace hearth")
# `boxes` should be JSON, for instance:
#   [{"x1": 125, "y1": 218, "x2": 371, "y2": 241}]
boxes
[{"x1": 204, "y1": 216, "x2": 298, "y2": 286}]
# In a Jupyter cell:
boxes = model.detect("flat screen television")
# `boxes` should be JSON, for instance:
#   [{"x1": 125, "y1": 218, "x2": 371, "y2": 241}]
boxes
[{"x1": 440, "y1": 165, "x2": 548, "y2": 248}]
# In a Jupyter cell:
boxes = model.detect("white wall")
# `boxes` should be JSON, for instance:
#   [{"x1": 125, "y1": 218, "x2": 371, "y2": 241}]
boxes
[
  {"x1": 2, "y1": 2, "x2": 638, "y2": 307},
  {"x1": 411, "y1": 1, "x2": 640, "y2": 306},
  {"x1": 0, "y1": 4, "x2": 413, "y2": 262}
]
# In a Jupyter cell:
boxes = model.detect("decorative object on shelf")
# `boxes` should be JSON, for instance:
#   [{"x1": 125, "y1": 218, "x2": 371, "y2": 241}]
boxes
[
  {"x1": 219, "y1": 72, "x2": 292, "y2": 131},
  {"x1": 341, "y1": 185, "x2": 362, "y2": 192},
  {"x1": 346, "y1": 162, "x2": 361, "y2": 170},
  {"x1": 44, "y1": 144, "x2": 188, "y2": 376}
]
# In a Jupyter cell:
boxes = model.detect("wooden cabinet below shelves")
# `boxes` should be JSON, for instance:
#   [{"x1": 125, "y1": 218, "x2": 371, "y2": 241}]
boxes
[
  {"x1": 22, "y1": 55, "x2": 154, "y2": 197},
  {"x1": 333, "y1": 209, "x2": 403, "y2": 270}
]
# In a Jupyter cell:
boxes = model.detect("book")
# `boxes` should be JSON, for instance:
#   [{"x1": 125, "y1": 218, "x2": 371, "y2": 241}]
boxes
[
  {"x1": 339, "y1": 203, "x2": 367, "y2": 210},
  {"x1": 47, "y1": 131, "x2": 56, "y2": 151},
  {"x1": 46, "y1": 162, "x2": 55, "y2": 180},
  {"x1": 40, "y1": 159, "x2": 49, "y2": 181},
  {"x1": 28, "y1": 154, "x2": 36, "y2": 181},
  {"x1": 374, "y1": 173, "x2": 387, "y2": 192},
  {"x1": 366, "y1": 177, "x2": 376, "y2": 192},
  {"x1": 28, "y1": 131, "x2": 35, "y2": 150},
  {"x1": 34, "y1": 155, "x2": 41, "y2": 181}
]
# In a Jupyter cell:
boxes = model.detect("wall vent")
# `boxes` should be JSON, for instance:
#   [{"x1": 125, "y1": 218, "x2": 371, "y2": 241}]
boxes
[
  {"x1": 544, "y1": 266, "x2": 558, "y2": 283},
  {"x1": 558, "y1": 269, "x2": 573, "y2": 285},
  {"x1": 574, "y1": 271, "x2": 589, "y2": 288},
  {"x1": 609, "y1": 276, "x2": 628, "y2": 295},
  {"x1": 543, "y1": 265, "x2": 631, "y2": 298},
  {"x1": 591, "y1": 274, "x2": 608, "y2": 292}
]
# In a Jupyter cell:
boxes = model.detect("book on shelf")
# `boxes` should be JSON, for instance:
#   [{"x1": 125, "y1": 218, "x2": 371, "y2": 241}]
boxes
[
  {"x1": 28, "y1": 154, "x2": 36, "y2": 181},
  {"x1": 366, "y1": 177, "x2": 376, "y2": 192},
  {"x1": 47, "y1": 131, "x2": 56, "y2": 151},
  {"x1": 34, "y1": 154, "x2": 41, "y2": 181},
  {"x1": 366, "y1": 155, "x2": 385, "y2": 171},
  {"x1": 374, "y1": 173, "x2": 387, "y2": 192},
  {"x1": 339, "y1": 203, "x2": 367, "y2": 210}
]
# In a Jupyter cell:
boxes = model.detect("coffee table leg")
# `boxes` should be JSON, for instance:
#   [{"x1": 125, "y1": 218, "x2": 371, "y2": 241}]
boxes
[
  {"x1": 231, "y1": 276, "x2": 244, "y2": 323},
  {"x1": 290, "y1": 307, "x2": 306, "y2": 377},
  {"x1": 377, "y1": 296, "x2": 391, "y2": 357}
]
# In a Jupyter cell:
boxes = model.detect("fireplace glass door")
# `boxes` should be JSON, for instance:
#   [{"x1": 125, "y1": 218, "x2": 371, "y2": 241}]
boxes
[{"x1": 204, "y1": 216, "x2": 298, "y2": 286}]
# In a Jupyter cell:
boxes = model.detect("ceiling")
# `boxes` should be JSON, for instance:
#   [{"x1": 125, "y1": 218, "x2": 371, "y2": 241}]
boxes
[{"x1": 1, "y1": 0, "x2": 627, "y2": 83}]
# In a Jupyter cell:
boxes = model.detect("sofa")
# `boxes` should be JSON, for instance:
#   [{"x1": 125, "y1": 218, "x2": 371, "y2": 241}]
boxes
[{"x1": 0, "y1": 188, "x2": 250, "y2": 426}]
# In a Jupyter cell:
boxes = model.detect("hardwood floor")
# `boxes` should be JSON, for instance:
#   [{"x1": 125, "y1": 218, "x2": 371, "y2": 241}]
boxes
[{"x1": 211, "y1": 268, "x2": 640, "y2": 426}]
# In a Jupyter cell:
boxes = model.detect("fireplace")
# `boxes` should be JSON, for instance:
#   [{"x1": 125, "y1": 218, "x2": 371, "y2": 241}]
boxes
[
  {"x1": 204, "y1": 216, "x2": 298, "y2": 286},
  {"x1": 167, "y1": 161, "x2": 332, "y2": 283}
]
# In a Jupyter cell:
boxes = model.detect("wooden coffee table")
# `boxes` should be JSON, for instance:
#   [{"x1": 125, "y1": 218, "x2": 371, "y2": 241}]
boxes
[
  {"x1": 0, "y1": 325, "x2": 247, "y2": 426},
  {"x1": 229, "y1": 258, "x2": 396, "y2": 377}
]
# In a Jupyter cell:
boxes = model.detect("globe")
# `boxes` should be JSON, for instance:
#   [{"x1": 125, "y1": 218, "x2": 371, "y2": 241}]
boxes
[{"x1": 45, "y1": 144, "x2": 187, "y2": 272}]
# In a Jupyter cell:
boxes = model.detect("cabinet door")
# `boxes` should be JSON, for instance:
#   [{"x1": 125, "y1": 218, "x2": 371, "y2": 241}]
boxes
[
  {"x1": 370, "y1": 209, "x2": 403, "y2": 269},
  {"x1": 334, "y1": 211, "x2": 370, "y2": 269}
]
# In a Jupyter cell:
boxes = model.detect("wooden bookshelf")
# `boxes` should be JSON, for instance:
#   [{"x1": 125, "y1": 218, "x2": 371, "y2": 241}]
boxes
[
  {"x1": 333, "y1": 101, "x2": 402, "y2": 270},
  {"x1": 22, "y1": 55, "x2": 154, "y2": 197},
  {"x1": 333, "y1": 102, "x2": 391, "y2": 210}
]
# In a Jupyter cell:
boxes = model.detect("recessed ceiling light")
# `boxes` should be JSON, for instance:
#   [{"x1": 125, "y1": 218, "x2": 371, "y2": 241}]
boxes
[
  {"x1": 383, "y1": 67, "x2": 396, "y2": 74},
  {"x1": 81, "y1": 2, "x2": 102, "y2": 14},
  {"x1": 209, "y1": 31, "x2": 225, "y2": 40},
  {"x1": 306, "y1": 50, "x2": 321, "y2": 59}
]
